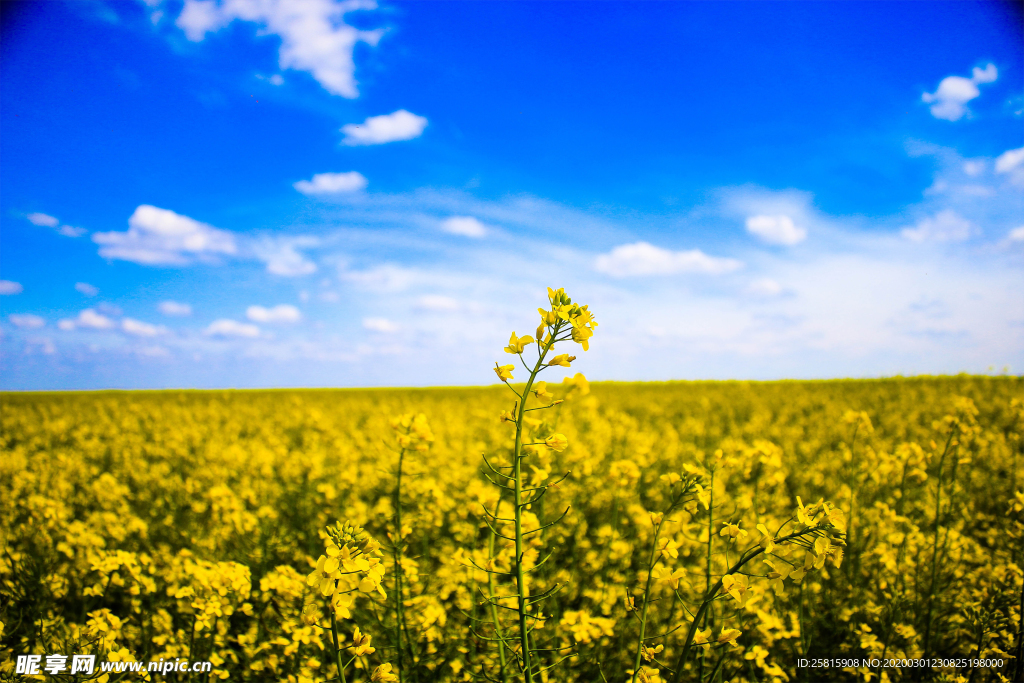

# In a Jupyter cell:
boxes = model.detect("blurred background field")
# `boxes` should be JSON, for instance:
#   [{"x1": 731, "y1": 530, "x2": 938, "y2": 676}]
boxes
[{"x1": 2, "y1": 376, "x2": 1021, "y2": 681}]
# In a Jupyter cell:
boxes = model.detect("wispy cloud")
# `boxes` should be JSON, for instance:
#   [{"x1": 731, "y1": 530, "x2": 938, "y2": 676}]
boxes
[
  {"x1": 0, "y1": 281, "x2": 23, "y2": 295},
  {"x1": 204, "y1": 318, "x2": 260, "y2": 337},
  {"x1": 341, "y1": 110, "x2": 428, "y2": 145},
  {"x1": 122, "y1": 318, "x2": 169, "y2": 336},
  {"x1": 158, "y1": 301, "x2": 193, "y2": 316},
  {"x1": 9, "y1": 314, "x2": 45, "y2": 329},
  {"x1": 59, "y1": 308, "x2": 116, "y2": 331},
  {"x1": 26, "y1": 212, "x2": 59, "y2": 227},
  {"x1": 246, "y1": 304, "x2": 301, "y2": 323},
  {"x1": 75, "y1": 282, "x2": 99, "y2": 296},
  {"x1": 440, "y1": 216, "x2": 487, "y2": 238},
  {"x1": 901, "y1": 210, "x2": 977, "y2": 243},
  {"x1": 363, "y1": 317, "x2": 399, "y2": 332}
]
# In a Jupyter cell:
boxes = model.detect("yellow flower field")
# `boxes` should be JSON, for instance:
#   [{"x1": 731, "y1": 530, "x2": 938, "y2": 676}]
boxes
[
  {"x1": 1, "y1": 289, "x2": 1021, "y2": 682},
  {"x1": 2, "y1": 376, "x2": 1020, "y2": 682}
]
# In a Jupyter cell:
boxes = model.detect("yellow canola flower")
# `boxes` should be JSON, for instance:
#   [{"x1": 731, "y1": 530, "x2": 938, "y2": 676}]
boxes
[
  {"x1": 494, "y1": 363, "x2": 515, "y2": 382},
  {"x1": 763, "y1": 559, "x2": 791, "y2": 595},
  {"x1": 694, "y1": 484, "x2": 711, "y2": 510},
  {"x1": 693, "y1": 627, "x2": 713, "y2": 652},
  {"x1": 499, "y1": 410, "x2": 516, "y2": 423},
  {"x1": 532, "y1": 381, "x2": 554, "y2": 403},
  {"x1": 720, "y1": 573, "x2": 749, "y2": 604},
  {"x1": 756, "y1": 524, "x2": 775, "y2": 554},
  {"x1": 657, "y1": 537, "x2": 680, "y2": 560},
  {"x1": 548, "y1": 353, "x2": 576, "y2": 368},
  {"x1": 720, "y1": 522, "x2": 748, "y2": 542},
  {"x1": 371, "y1": 663, "x2": 399, "y2": 682},
  {"x1": 717, "y1": 628, "x2": 742, "y2": 648},
  {"x1": 640, "y1": 643, "x2": 664, "y2": 662},
  {"x1": 562, "y1": 372, "x2": 590, "y2": 395},
  {"x1": 544, "y1": 433, "x2": 569, "y2": 452},
  {"x1": 504, "y1": 332, "x2": 534, "y2": 354},
  {"x1": 350, "y1": 626, "x2": 375, "y2": 656}
]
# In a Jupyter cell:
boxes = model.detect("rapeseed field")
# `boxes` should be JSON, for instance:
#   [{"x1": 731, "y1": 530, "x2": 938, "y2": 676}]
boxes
[{"x1": 1, "y1": 289, "x2": 1021, "y2": 683}]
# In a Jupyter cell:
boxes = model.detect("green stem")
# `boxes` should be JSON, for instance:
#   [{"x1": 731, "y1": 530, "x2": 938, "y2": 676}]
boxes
[
  {"x1": 330, "y1": 608, "x2": 348, "y2": 683},
  {"x1": 923, "y1": 429, "x2": 955, "y2": 656},
  {"x1": 488, "y1": 498, "x2": 509, "y2": 683},
  {"x1": 394, "y1": 446, "x2": 407, "y2": 683},
  {"x1": 512, "y1": 322, "x2": 560, "y2": 682},
  {"x1": 671, "y1": 527, "x2": 823, "y2": 683},
  {"x1": 630, "y1": 522, "x2": 663, "y2": 683}
]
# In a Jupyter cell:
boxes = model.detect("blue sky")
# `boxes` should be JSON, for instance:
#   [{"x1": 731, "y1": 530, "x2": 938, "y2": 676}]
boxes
[{"x1": 1, "y1": 0, "x2": 1022, "y2": 390}]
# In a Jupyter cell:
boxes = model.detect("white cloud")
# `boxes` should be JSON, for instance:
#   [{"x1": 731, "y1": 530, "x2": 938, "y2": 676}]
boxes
[
  {"x1": 922, "y1": 63, "x2": 997, "y2": 121},
  {"x1": 0, "y1": 280, "x2": 23, "y2": 295},
  {"x1": 246, "y1": 304, "x2": 302, "y2": 323},
  {"x1": 341, "y1": 110, "x2": 428, "y2": 145},
  {"x1": 745, "y1": 214, "x2": 807, "y2": 246},
  {"x1": 269, "y1": 74, "x2": 284, "y2": 86},
  {"x1": 416, "y1": 294, "x2": 460, "y2": 311},
  {"x1": 27, "y1": 212, "x2": 59, "y2": 227},
  {"x1": 205, "y1": 319, "x2": 260, "y2": 337},
  {"x1": 176, "y1": 0, "x2": 383, "y2": 98},
  {"x1": 962, "y1": 160, "x2": 985, "y2": 177},
  {"x1": 294, "y1": 171, "x2": 368, "y2": 195},
  {"x1": 93, "y1": 205, "x2": 237, "y2": 265},
  {"x1": 122, "y1": 318, "x2": 169, "y2": 336},
  {"x1": 159, "y1": 301, "x2": 193, "y2": 316},
  {"x1": 9, "y1": 314, "x2": 45, "y2": 329},
  {"x1": 995, "y1": 147, "x2": 1024, "y2": 173},
  {"x1": 60, "y1": 308, "x2": 116, "y2": 331},
  {"x1": 595, "y1": 242, "x2": 743, "y2": 277},
  {"x1": 440, "y1": 216, "x2": 487, "y2": 238},
  {"x1": 363, "y1": 317, "x2": 398, "y2": 332},
  {"x1": 58, "y1": 225, "x2": 87, "y2": 237},
  {"x1": 746, "y1": 278, "x2": 783, "y2": 297},
  {"x1": 340, "y1": 264, "x2": 417, "y2": 292},
  {"x1": 901, "y1": 210, "x2": 977, "y2": 243},
  {"x1": 1007, "y1": 226, "x2": 1024, "y2": 242},
  {"x1": 75, "y1": 282, "x2": 99, "y2": 296},
  {"x1": 253, "y1": 237, "x2": 318, "y2": 276}
]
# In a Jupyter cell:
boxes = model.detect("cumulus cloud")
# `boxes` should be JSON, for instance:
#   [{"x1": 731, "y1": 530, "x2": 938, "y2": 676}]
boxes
[
  {"x1": 745, "y1": 214, "x2": 807, "y2": 246},
  {"x1": 204, "y1": 319, "x2": 260, "y2": 337},
  {"x1": 294, "y1": 171, "x2": 368, "y2": 195},
  {"x1": 159, "y1": 301, "x2": 193, "y2": 316},
  {"x1": 341, "y1": 110, "x2": 428, "y2": 145},
  {"x1": 93, "y1": 205, "x2": 237, "y2": 265},
  {"x1": 995, "y1": 147, "x2": 1024, "y2": 173},
  {"x1": 416, "y1": 294, "x2": 460, "y2": 311},
  {"x1": 75, "y1": 282, "x2": 99, "y2": 296},
  {"x1": 246, "y1": 304, "x2": 301, "y2": 323},
  {"x1": 595, "y1": 242, "x2": 743, "y2": 277},
  {"x1": 175, "y1": 0, "x2": 384, "y2": 98},
  {"x1": 901, "y1": 210, "x2": 977, "y2": 243},
  {"x1": 0, "y1": 280, "x2": 23, "y2": 295},
  {"x1": 59, "y1": 308, "x2": 116, "y2": 331},
  {"x1": 9, "y1": 314, "x2": 45, "y2": 329},
  {"x1": 122, "y1": 318, "x2": 169, "y2": 336},
  {"x1": 922, "y1": 63, "x2": 997, "y2": 121},
  {"x1": 1006, "y1": 226, "x2": 1024, "y2": 243},
  {"x1": 27, "y1": 212, "x2": 59, "y2": 227},
  {"x1": 363, "y1": 317, "x2": 398, "y2": 332},
  {"x1": 440, "y1": 216, "x2": 487, "y2": 238},
  {"x1": 253, "y1": 237, "x2": 318, "y2": 276}
]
